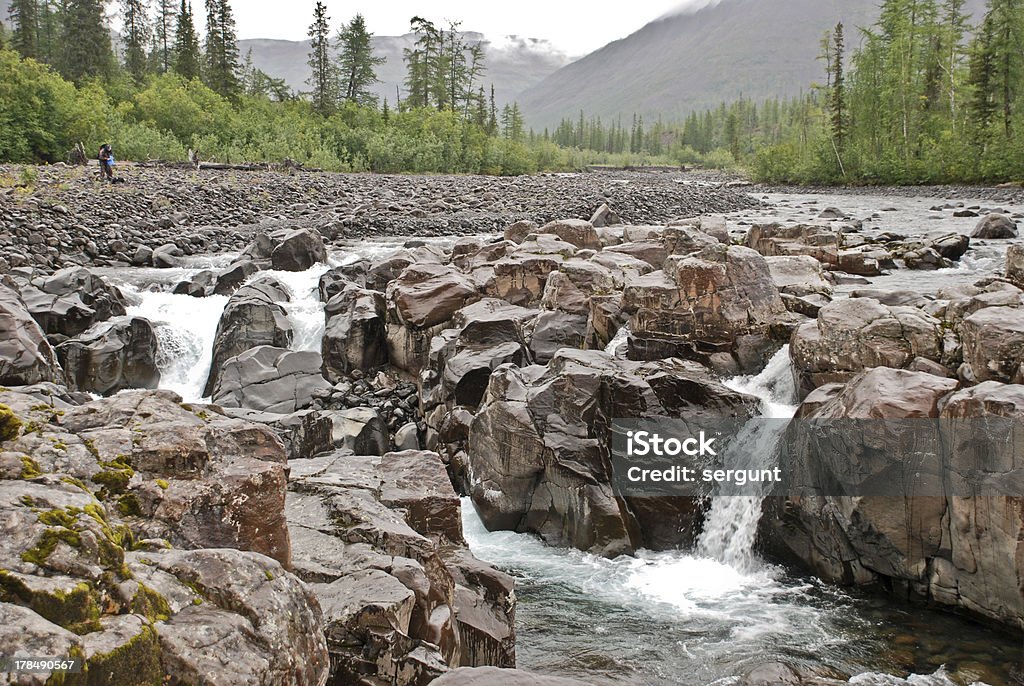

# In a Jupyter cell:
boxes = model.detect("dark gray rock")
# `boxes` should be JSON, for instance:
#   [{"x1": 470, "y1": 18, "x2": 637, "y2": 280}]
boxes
[
  {"x1": 0, "y1": 284, "x2": 62, "y2": 387},
  {"x1": 56, "y1": 316, "x2": 160, "y2": 395},
  {"x1": 971, "y1": 213, "x2": 1018, "y2": 239},
  {"x1": 213, "y1": 346, "x2": 332, "y2": 414},
  {"x1": 322, "y1": 283, "x2": 388, "y2": 382}
]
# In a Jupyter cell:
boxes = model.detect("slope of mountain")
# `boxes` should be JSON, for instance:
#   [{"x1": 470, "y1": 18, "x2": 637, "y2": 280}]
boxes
[
  {"x1": 518, "y1": 0, "x2": 988, "y2": 129},
  {"x1": 240, "y1": 32, "x2": 572, "y2": 107}
]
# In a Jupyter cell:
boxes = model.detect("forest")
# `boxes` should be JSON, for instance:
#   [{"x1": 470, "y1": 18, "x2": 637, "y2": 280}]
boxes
[
  {"x1": 1, "y1": 0, "x2": 1022, "y2": 183},
  {"x1": 555, "y1": 0, "x2": 1024, "y2": 184}
]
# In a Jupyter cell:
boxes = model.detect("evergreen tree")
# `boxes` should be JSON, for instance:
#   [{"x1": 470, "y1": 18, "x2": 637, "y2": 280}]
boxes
[
  {"x1": 403, "y1": 16, "x2": 438, "y2": 108},
  {"x1": 487, "y1": 84, "x2": 498, "y2": 135},
  {"x1": 8, "y1": 0, "x2": 39, "y2": 59},
  {"x1": 0, "y1": 19, "x2": 7, "y2": 50},
  {"x1": 307, "y1": 1, "x2": 337, "y2": 114},
  {"x1": 59, "y1": 0, "x2": 114, "y2": 83},
  {"x1": 152, "y1": 0, "x2": 177, "y2": 73},
  {"x1": 336, "y1": 13, "x2": 383, "y2": 106},
  {"x1": 37, "y1": 1, "x2": 61, "y2": 64},
  {"x1": 173, "y1": 0, "x2": 201, "y2": 80},
  {"x1": 121, "y1": 0, "x2": 151, "y2": 84},
  {"x1": 203, "y1": 0, "x2": 240, "y2": 98},
  {"x1": 829, "y1": 23, "x2": 847, "y2": 149}
]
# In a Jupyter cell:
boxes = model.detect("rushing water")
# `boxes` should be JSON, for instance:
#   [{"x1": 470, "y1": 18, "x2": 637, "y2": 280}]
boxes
[{"x1": 462, "y1": 347, "x2": 1021, "y2": 685}]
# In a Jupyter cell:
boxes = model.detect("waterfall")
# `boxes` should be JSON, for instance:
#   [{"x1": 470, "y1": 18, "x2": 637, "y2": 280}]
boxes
[
  {"x1": 124, "y1": 285, "x2": 229, "y2": 402},
  {"x1": 260, "y1": 264, "x2": 332, "y2": 352},
  {"x1": 604, "y1": 324, "x2": 631, "y2": 357},
  {"x1": 695, "y1": 346, "x2": 798, "y2": 572}
]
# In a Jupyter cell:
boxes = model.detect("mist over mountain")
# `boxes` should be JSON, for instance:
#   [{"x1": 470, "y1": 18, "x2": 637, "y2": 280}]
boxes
[
  {"x1": 518, "y1": 0, "x2": 988, "y2": 129},
  {"x1": 240, "y1": 32, "x2": 571, "y2": 108}
]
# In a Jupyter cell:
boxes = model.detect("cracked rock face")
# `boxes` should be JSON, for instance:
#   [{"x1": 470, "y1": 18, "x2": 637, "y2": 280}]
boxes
[
  {"x1": 0, "y1": 284, "x2": 63, "y2": 387},
  {"x1": 0, "y1": 388, "x2": 329, "y2": 686},
  {"x1": 212, "y1": 346, "x2": 332, "y2": 414}
]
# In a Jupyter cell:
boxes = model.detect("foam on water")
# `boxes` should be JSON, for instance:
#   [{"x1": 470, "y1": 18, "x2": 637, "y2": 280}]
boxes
[{"x1": 256, "y1": 263, "x2": 333, "y2": 352}]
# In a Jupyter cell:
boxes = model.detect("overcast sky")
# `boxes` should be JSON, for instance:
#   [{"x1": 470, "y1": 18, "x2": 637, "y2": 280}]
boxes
[{"x1": 193, "y1": 1, "x2": 692, "y2": 56}]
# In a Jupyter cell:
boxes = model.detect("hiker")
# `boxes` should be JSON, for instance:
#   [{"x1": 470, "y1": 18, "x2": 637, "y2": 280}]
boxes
[{"x1": 98, "y1": 144, "x2": 114, "y2": 181}]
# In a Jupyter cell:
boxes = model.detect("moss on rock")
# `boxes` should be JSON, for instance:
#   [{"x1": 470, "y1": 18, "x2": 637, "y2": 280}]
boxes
[{"x1": 0, "y1": 404, "x2": 22, "y2": 442}]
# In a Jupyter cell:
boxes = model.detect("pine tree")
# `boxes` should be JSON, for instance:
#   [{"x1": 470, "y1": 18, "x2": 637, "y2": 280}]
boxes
[
  {"x1": 337, "y1": 14, "x2": 384, "y2": 106},
  {"x1": 0, "y1": 19, "x2": 7, "y2": 50},
  {"x1": 8, "y1": 0, "x2": 39, "y2": 59},
  {"x1": 487, "y1": 84, "x2": 498, "y2": 135},
  {"x1": 59, "y1": 0, "x2": 114, "y2": 83},
  {"x1": 829, "y1": 23, "x2": 847, "y2": 149},
  {"x1": 307, "y1": 1, "x2": 337, "y2": 114},
  {"x1": 403, "y1": 16, "x2": 438, "y2": 108},
  {"x1": 173, "y1": 0, "x2": 201, "y2": 79},
  {"x1": 203, "y1": 0, "x2": 240, "y2": 98},
  {"x1": 37, "y1": 1, "x2": 60, "y2": 64},
  {"x1": 121, "y1": 0, "x2": 151, "y2": 84},
  {"x1": 152, "y1": 0, "x2": 176, "y2": 73}
]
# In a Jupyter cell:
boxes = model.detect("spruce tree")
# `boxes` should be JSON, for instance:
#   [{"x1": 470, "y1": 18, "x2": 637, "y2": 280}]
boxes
[
  {"x1": 173, "y1": 0, "x2": 201, "y2": 80},
  {"x1": 121, "y1": 0, "x2": 151, "y2": 84},
  {"x1": 203, "y1": 0, "x2": 240, "y2": 98},
  {"x1": 152, "y1": 0, "x2": 176, "y2": 73},
  {"x1": 8, "y1": 0, "x2": 40, "y2": 59},
  {"x1": 337, "y1": 13, "x2": 385, "y2": 106},
  {"x1": 306, "y1": 1, "x2": 337, "y2": 114},
  {"x1": 829, "y1": 23, "x2": 847, "y2": 148},
  {"x1": 59, "y1": 0, "x2": 114, "y2": 83},
  {"x1": 37, "y1": 1, "x2": 60, "y2": 64}
]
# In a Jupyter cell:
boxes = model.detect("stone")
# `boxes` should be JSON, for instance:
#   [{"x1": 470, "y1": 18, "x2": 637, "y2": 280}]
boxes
[
  {"x1": 536, "y1": 219, "x2": 600, "y2": 250},
  {"x1": 322, "y1": 283, "x2": 388, "y2": 382},
  {"x1": 489, "y1": 237, "x2": 577, "y2": 306},
  {"x1": 292, "y1": 407, "x2": 390, "y2": 458},
  {"x1": 212, "y1": 346, "x2": 332, "y2": 414},
  {"x1": 269, "y1": 228, "x2": 328, "y2": 271},
  {"x1": 433, "y1": 668, "x2": 592, "y2": 686},
  {"x1": 503, "y1": 220, "x2": 538, "y2": 244},
  {"x1": 528, "y1": 310, "x2": 588, "y2": 364},
  {"x1": 903, "y1": 247, "x2": 951, "y2": 270},
  {"x1": 790, "y1": 298, "x2": 945, "y2": 398},
  {"x1": 203, "y1": 278, "x2": 294, "y2": 397},
  {"x1": 0, "y1": 285, "x2": 62, "y2": 387},
  {"x1": 152, "y1": 243, "x2": 184, "y2": 268},
  {"x1": 971, "y1": 213, "x2": 1018, "y2": 239},
  {"x1": 212, "y1": 260, "x2": 260, "y2": 295},
  {"x1": 959, "y1": 306, "x2": 1024, "y2": 383},
  {"x1": 22, "y1": 267, "x2": 127, "y2": 338},
  {"x1": 623, "y1": 244, "x2": 786, "y2": 367},
  {"x1": 1007, "y1": 244, "x2": 1024, "y2": 287},
  {"x1": 56, "y1": 316, "x2": 160, "y2": 395},
  {"x1": 589, "y1": 203, "x2": 621, "y2": 228},
  {"x1": 469, "y1": 350, "x2": 756, "y2": 556},
  {"x1": 764, "y1": 255, "x2": 833, "y2": 297},
  {"x1": 387, "y1": 264, "x2": 479, "y2": 330},
  {"x1": 394, "y1": 422, "x2": 420, "y2": 451}
]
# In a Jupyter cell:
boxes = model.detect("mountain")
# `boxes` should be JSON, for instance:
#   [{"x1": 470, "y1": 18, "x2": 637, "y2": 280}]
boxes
[
  {"x1": 517, "y1": 0, "x2": 989, "y2": 129},
  {"x1": 240, "y1": 32, "x2": 572, "y2": 108}
]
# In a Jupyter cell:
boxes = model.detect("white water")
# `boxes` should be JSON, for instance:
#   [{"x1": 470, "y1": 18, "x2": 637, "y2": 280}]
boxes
[
  {"x1": 603, "y1": 324, "x2": 631, "y2": 357},
  {"x1": 695, "y1": 346, "x2": 798, "y2": 572},
  {"x1": 124, "y1": 285, "x2": 228, "y2": 402},
  {"x1": 258, "y1": 264, "x2": 333, "y2": 352}
]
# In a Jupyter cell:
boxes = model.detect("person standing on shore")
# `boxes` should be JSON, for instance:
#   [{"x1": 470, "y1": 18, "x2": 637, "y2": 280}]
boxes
[{"x1": 98, "y1": 144, "x2": 114, "y2": 181}]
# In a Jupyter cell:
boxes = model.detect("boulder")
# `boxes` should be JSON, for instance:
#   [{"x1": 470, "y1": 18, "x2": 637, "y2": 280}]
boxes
[
  {"x1": 924, "y1": 231, "x2": 970, "y2": 261},
  {"x1": 0, "y1": 284, "x2": 62, "y2": 387},
  {"x1": 622, "y1": 244, "x2": 786, "y2": 369},
  {"x1": 790, "y1": 298, "x2": 945, "y2": 398},
  {"x1": 971, "y1": 213, "x2": 1018, "y2": 239},
  {"x1": 747, "y1": 223, "x2": 890, "y2": 276},
  {"x1": 489, "y1": 236, "x2": 577, "y2": 306},
  {"x1": 469, "y1": 350, "x2": 756, "y2": 556},
  {"x1": 589, "y1": 203, "x2": 621, "y2": 228},
  {"x1": 536, "y1": 219, "x2": 600, "y2": 250},
  {"x1": 173, "y1": 269, "x2": 215, "y2": 297},
  {"x1": 21, "y1": 267, "x2": 127, "y2": 338},
  {"x1": 212, "y1": 259, "x2": 261, "y2": 295},
  {"x1": 1007, "y1": 244, "x2": 1024, "y2": 287},
  {"x1": 959, "y1": 306, "x2": 1024, "y2": 383},
  {"x1": 764, "y1": 255, "x2": 834, "y2": 297},
  {"x1": 322, "y1": 283, "x2": 388, "y2": 382},
  {"x1": 503, "y1": 220, "x2": 538, "y2": 244},
  {"x1": 203, "y1": 278, "x2": 294, "y2": 397},
  {"x1": 269, "y1": 228, "x2": 328, "y2": 271},
  {"x1": 529, "y1": 311, "x2": 588, "y2": 364},
  {"x1": 152, "y1": 243, "x2": 184, "y2": 268},
  {"x1": 903, "y1": 247, "x2": 951, "y2": 270},
  {"x1": 212, "y1": 346, "x2": 332, "y2": 414},
  {"x1": 56, "y1": 316, "x2": 160, "y2": 395},
  {"x1": 291, "y1": 407, "x2": 390, "y2": 458}
]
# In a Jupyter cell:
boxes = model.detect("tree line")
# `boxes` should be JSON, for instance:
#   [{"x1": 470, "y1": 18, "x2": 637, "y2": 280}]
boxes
[{"x1": 0, "y1": 0, "x2": 567, "y2": 174}]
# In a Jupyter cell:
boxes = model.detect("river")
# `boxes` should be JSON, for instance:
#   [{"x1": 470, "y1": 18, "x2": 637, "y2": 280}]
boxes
[{"x1": 94, "y1": 189, "x2": 1024, "y2": 685}]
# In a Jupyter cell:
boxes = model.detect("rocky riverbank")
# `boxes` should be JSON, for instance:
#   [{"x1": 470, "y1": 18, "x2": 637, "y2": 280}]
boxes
[
  {"x1": 1, "y1": 169, "x2": 1023, "y2": 684},
  {"x1": 0, "y1": 165, "x2": 760, "y2": 271}
]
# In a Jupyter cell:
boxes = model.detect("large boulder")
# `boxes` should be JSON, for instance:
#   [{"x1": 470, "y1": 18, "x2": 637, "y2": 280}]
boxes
[
  {"x1": 322, "y1": 283, "x2": 388, "y2": 382},
  {"x1": 56, "y1": 316, "x2": 161, "y2": 395},
  {"x1": 1008, "y1": 244, "x2": 1024, "y2": 286},
  {"x1": 488, "y1": 236, "x2": 577, "y2": 306},
  {"x1": 269, "y1": 228, "x2": 328, "y2": 271},
  {"x1": 386, "y1": 264, "x2": 480, "y2": 375},
  {"x1": 203, "y1": 277, "x2": 294, "y2": 397},
  {"x1": 0, "y1": 284, "x2": 62, "y2": 386},
  {"x1": 290, "y1": 407, "x2": 390, "y2": 458},
  {"x1": 20, "y1": 267, "x2": 127, "y2": 338},
  {"x1": 971, "y1": 213, "x2": 1018, "y2": 239},
  {"x1": 959, "y1": 305, "x2": 1024, "y2": 383},
  {"x1": 622, "y1": 244, "x2": 786, "y2": 369},
  {"x1": 747, "y1": 223, "x2": 891, "y2": 276},
  {"x1": 212, "y1": 346, "x2": 332, "y2": 414},
  {"x1": 287, "y1": 450, "x2": 516, "y2": 684},
  {"x1": 790, "y1": 297, "x2": 945, "y2": 398},
  {"x1": 763, "y1": 370, "x2": 1024, "y2": 631},
  {"x1": 468, "y1": 350, "x2": 757, "y2": 556},
  {"x1": 536, "y1": 219, "x2": 600, "y2": 250}
]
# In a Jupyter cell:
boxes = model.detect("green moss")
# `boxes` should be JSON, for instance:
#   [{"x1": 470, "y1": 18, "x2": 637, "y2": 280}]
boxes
[
  {"x1": 0, "y1": 573, "x2": 100, "y2": 633},
  {"x1": 19, "y1": 494, "x2": 35, "y2": 507},
  {"x1": 0, "y1": 404, "x2": 22, "y2": 442},
  {"x1": 93, "y1": 455, "x2": 135, "y2": 497},
  {"x1": 130, "y1": 583, "x2": 171, "y2": 623},
  {"x1": 20, "y1": 527, "x2": 82, "y2": 566},
  {"x1": 85, "y1": 623, "x2": 163, "y2": 685},
  {"x1": 37, "y1": 509, "x2": 79, "y2": 528},
  {"x1": 22, "y1": 420, "x2": 43, "y2": 435},
  {"x1": 154, "y1": 479, "x2": 169, "y2": 490},
  {"x1": 264, "y1": 570, "x2": 274, "y2": 581},
  {"x1": 20, "y1": 455, "x2": 42, "y2": 479},
  {"x1": 81, "y1": 438, "x2": 99, "y2": 459},
  {"x1": 61, "y1": 476, "x2": 89, "y2": 492},
  {"x1": 116, "y1": 494, "x2": 142, "y2": 517}
]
